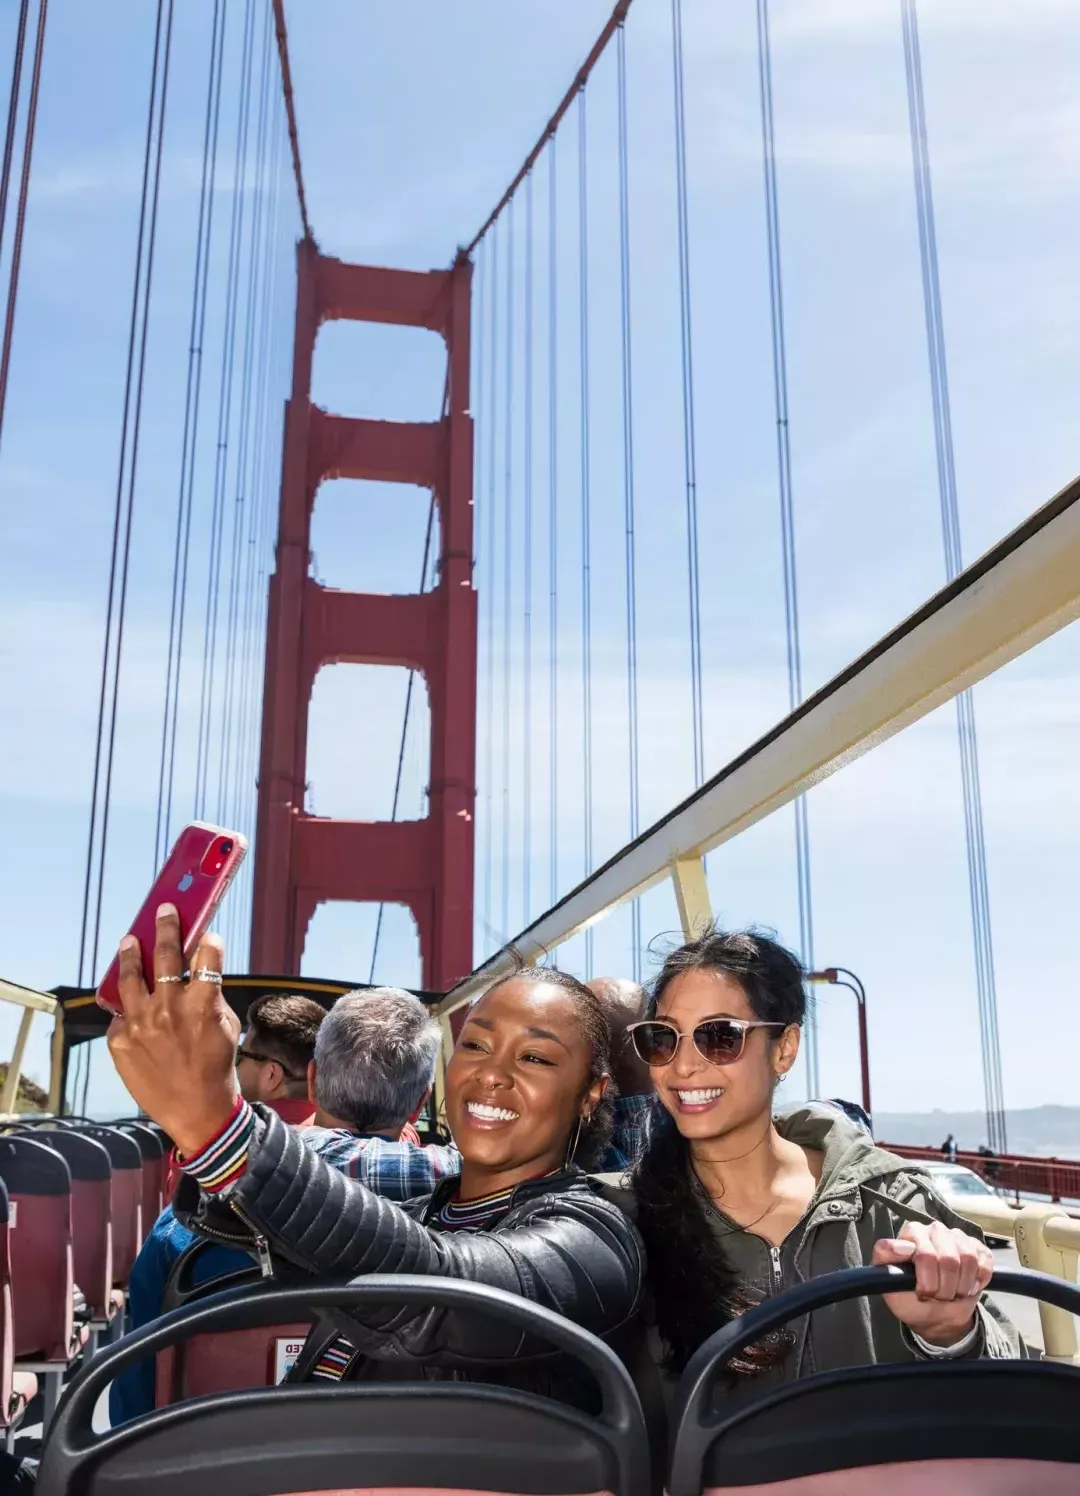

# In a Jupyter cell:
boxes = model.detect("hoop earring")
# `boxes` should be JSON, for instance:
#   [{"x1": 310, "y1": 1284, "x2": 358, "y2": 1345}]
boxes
[{"x1": 564, "y1": 1114, "x2": 585, "y2": 1168}]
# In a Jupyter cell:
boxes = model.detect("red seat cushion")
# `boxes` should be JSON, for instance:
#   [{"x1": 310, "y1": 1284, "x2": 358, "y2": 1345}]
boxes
[{"x1": 703, "y1": 1460, "x2": 1080, "y2": 1494}]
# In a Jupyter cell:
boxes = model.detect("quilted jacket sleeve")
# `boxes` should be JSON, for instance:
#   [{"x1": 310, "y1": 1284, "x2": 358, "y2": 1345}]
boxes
[{"x1": 177, "y1": 1106, "x2": 645, "y2": 1365}]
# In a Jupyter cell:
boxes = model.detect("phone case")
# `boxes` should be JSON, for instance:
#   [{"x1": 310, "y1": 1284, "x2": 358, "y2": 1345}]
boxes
[{"x1": 96, "y1": 822, "x2": 248, "y2": 1015}]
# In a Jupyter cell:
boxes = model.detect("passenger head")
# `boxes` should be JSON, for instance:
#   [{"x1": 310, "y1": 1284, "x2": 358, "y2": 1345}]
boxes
[
  {"x1": 637, "y1": 928, "x2": 804, "y2": 1144},
  {"x1": 587, "y1": 976, "x2": 651, "y2": 1094},
  {"x1": 312, "y1": 989, "x2": 441, "y2": 1136},
  {"x1": 236, "y1": 993, "x2": 326, "y2": 1103},
  {"x1": 447, "y1": 967, "x2": 613, "y2": 1196}
]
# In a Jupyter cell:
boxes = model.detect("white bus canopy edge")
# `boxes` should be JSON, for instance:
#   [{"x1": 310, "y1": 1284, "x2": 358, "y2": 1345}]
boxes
[{"x1": 438, "y1": 472, "x2": 1080, "y2": 1017}]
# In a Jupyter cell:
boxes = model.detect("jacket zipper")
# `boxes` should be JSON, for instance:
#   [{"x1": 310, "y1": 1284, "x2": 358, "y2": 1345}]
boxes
[
  {"x1": 769, "y1": 1245, "x2": 782, "y2": 1293},
  {"x1": 231, "y1": 1200, "x2": 274, "y2": 1277}
]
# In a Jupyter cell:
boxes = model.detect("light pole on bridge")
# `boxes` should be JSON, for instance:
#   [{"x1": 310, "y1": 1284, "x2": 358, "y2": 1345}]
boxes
[{"x1": 806, "y1": 967, "x2": 870, "y2": 1121}]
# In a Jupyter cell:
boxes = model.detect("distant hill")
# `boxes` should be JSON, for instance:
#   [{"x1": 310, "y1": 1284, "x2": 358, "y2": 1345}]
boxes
[
  {"x1": 875, "y1": 1106, "x2": 1080, "y2": 1159},
  {"x1": 0, "y1": 1065, "x2": 47, "y2": 1113}
]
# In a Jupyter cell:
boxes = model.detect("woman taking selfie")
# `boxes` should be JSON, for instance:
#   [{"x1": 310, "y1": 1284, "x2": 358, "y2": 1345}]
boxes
[
  {"x1": 630, "y1": 928, "x2": 1024, "y2": 1390},
  {"x1": 106, "y1": 908, "x2": 644, "y2": 1407}
]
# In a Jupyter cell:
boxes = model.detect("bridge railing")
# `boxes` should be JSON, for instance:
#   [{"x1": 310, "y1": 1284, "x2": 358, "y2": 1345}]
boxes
[
  {"x1": 940, "y1": 1194, "x2": 1080, "y2": 1364},
  {"x1": 883, "y1": 1142, "x2": 1080, "y2": 1206}
]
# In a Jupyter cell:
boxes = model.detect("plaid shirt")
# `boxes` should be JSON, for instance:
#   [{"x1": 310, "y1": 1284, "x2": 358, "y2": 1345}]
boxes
[{"x1": 296, "y1": 1093, "x2": 655, "y2": 1195}]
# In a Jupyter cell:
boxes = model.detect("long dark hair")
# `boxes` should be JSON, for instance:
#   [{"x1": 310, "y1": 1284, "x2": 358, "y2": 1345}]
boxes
[
  {"x1": 481, "y1": 964, "x2": 616, "y2": 1172},
  {"x1": 632, "y1": 928, "x2": 806, "y2": 1375}
]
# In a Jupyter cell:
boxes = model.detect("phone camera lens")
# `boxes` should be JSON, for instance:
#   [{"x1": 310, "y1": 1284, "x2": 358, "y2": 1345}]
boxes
[{"x1": 220, "y1": 838, "x2": 234, "y2": 855}]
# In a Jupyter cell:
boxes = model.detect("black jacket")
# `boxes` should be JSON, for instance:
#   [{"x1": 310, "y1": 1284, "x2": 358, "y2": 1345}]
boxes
[{"x1": 172, "y1": 1106, "x2": 646, "y2": 1403}]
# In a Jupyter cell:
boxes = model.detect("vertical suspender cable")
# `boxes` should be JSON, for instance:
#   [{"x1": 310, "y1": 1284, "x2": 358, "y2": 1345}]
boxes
[
  {"x1": 547, "y1": 138, "x2": 560, "y2": 910},
  {"x1": 194, "y1": 0, "x2": 257, "y2": 818},
  {"x1": 217, "y1": 3, "x2": 273, "y2": 824},
  {"x1": 500, "y1": 200, "x2": 516, "y2": 944},
  {"x1": 522, "y1": 172, "x2": 535, "y2": 923},
  {"x1": 901, "y1": 0, "x2": 1006, "y2": 1152},
  {"x1": 577, "y1": 88, "x2": 594, "y2": 977},
  {"x1": 482, "y1": 225, "x2": 499, "y2": 949},
  {"x1": 78, "y1": 0, "x2": 174, "y2": 995},
  {"x1": 671, "y1": 0, "x2": 704, "y2": 788},
  {"x1": 616, "y1": 24, "x2": 642, "y2": 980},
  {"x1": 468, "y1": 246, "x2": 487, "y2": 956},
  {"x1": 370, "y1": 491, "x2": 439, "y2": 981},
  {"x1": 155, "y1": 0, "x2": 227, "y2": 866},
  {"x1": 0, "y1": 0, "x2": 46, "y2": 459},
  {"x1": 755, "y1": 0, "x2": 819, "y2": 1093}
]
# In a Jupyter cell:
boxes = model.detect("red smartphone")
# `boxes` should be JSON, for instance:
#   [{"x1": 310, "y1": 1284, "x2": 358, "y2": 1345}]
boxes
[{"x1": 95, "y1": 822, "x2": 248, "y2": 1015}]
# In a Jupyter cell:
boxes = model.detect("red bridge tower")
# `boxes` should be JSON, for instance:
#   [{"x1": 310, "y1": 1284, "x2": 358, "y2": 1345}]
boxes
[{"x1": 251, "y1": 239, "x2": 476, "y2": 991}]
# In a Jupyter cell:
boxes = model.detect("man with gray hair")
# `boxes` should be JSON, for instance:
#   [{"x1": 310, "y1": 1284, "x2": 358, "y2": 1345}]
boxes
[{"x1": 302, "y1": 987, "x2": 460, "y2": 1196}]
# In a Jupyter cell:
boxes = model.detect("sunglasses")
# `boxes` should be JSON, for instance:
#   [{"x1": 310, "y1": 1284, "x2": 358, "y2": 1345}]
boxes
[
  {"x1": 627, "y1": 1017, "x2": 788, "y2": 1068},
  {"x1": 235, "y1": 1047, "x2": 305, "y2": 1082}
]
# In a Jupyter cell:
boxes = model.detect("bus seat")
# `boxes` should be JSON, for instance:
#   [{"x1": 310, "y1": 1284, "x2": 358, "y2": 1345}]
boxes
[
  {"x1": 0, "y1": 1136, "x2": 76, "y2": 1363},
  {"x1": 115, "y1": 1122, "x2": 164, "y2": 1237},
  {"x1": 0, "y1": 1180, "x2": 35, "y2": 1447},
  {"x1": 37, "y1": 1276, "x2": 651, "y2": 1496},
  {"x1": 668, "y1": 1265, "x2": 1080, "y2": 1496},
  {"x1": 74, "y1": 1125, "x2": 142, "y2": 1288},
  {"x1": 19, "y1": 1128, "x2": 113, "y2": 1324}
]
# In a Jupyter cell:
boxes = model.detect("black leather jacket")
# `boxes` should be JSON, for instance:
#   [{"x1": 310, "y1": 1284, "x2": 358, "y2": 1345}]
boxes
[{"x1": 172, "y1": 1106, "x2": 646, "y2": 1403}]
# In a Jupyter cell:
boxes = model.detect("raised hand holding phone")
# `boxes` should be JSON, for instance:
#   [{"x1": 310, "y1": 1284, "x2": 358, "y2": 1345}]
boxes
[
  {"x1": 106, "y1": 905, "x2": 240, "y2": 1156},
  {"x1": 96, "y1": 822, "x2": 246, "y2": 1015}
]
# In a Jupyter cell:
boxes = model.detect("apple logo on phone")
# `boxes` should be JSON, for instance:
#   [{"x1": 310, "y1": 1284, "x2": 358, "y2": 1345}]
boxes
[{"x1": 178, "y1": 872, "x2": 194, "y2": 893}]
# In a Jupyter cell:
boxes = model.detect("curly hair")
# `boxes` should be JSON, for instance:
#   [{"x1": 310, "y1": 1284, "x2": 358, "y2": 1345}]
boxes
[
  {"x1": 632, "y1": 927, "x2": 806, "y2": 1376},
  {"x1": 481, "y1": 964, "x2": 616, "y2": 1171}
]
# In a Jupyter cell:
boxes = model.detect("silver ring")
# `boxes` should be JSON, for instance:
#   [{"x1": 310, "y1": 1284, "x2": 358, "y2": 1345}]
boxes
[
  {"x1": 155, "y1": 974, "x2": 185, "y2": 985},
  {"x1": 192, "y1": 968, "x2": 223, "y2": 986}
]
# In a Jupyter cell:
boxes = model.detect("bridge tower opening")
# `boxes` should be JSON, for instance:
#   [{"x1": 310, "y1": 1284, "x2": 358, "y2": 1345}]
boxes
[{"x1": 250, "y1": 239, "x2": 476, "y2": 990}]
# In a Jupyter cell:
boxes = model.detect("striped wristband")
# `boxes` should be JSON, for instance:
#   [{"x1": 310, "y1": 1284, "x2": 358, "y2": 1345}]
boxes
[{"x1": 180, "y1": 1098, "x2": 256, "y2": 1193}]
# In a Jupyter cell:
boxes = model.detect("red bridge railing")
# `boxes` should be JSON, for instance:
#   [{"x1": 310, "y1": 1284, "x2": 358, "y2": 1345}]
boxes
[{"x1": 884, "y1": 1142, "x2": 1080, "y2": 1205}]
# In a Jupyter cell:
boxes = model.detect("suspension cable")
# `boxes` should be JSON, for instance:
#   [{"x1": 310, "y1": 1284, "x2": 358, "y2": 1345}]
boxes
[
  {"x1": 78, "y1": 0, "x2": 174, "y2": 992},
  {"x1": 756, "y1": 0, "x2": 818, "y2": 1093},
  {"x1": 500, "y1": 200, "x2": 516, "y2": 945},
  {"x1": 194, "y1": 0, "x2": 258, "y2": 818},
  {"x1": 0, "y1": 0, "x2": 30, "y2": 288},
  {"x1": 217, "y1": 4, "x2": 274, "y2": 826},
  {"x1": 671, "y1": 0, "x2": 704, "y2": 787},
  {"x1": 547, "y1": 138, "x2": 559, "y2": 911},
  {"x1": 616, "y1": 24, "x2": 642, "y2": 981},
  {"x1": 901, "y1": 0, "x2": 1007, "y2": 1152},
  {"x1": 155, "y1": 0, "x2": 227, "y2": 866},
  {"x1": 577, "y1": 89, "x2": 594, "y2": 977},
  {"x1": 270, "y1": 0, "x2": 312, "y2": 241},
  {"x1": 482, "y1": 225, "x2": 500, "y2": 949},
  {"x1": 0, "y1": 0, "x2": 46, "y2": 459},
  {"x1": 522, "y1": 171, "x2": 535, "y2": 922}
]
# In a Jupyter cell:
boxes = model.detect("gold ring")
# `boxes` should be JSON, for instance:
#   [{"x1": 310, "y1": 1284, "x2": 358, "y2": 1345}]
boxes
[
  {"x1": 192, "y1": 968, "x2": 223, "y2": 986},
  {"x1": 155, "y1": 974, "x2": 185, "y2": 985}
]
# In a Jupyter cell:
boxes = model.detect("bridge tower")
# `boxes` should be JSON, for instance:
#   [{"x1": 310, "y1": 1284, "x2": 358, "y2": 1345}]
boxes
[{"x1": 250, "y1": 238, "x2": 476, "y2": 991}]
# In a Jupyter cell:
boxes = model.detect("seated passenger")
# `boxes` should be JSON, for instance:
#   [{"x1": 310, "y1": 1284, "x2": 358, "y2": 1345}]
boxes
[
  {"x1": 587, "y1": 977, "x2": 654, "y2": 1166},
  {"x1": 110, "y1": 992, "x2": 327, "y2": 1424},
  {"x1": 628, "y1": 927, "x2": 1026, "y2": 1395},
  {"x1": 107, "y1": 910, "x2": 644, "y2": 1409}
]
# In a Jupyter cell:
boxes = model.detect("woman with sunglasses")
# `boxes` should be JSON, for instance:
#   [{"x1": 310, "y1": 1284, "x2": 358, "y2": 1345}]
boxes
[
  {"x1": 105, "y1": 909, "x2": 644, "y2": 1410},
  {"x1": 628, "y1": 928, "x2": 1024, "y2": 1392}
]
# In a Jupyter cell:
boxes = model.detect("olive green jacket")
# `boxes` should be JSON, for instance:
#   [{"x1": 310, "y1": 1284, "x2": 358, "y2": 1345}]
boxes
[{"x1": 599, "y1": 1104, "x2": 1028, "y2": 1402}]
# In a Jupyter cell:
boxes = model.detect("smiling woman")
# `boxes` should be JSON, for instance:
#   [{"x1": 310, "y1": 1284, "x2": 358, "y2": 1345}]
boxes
[{"x1": 105, "y1": 913, "x2": 644, "y2": 1410}]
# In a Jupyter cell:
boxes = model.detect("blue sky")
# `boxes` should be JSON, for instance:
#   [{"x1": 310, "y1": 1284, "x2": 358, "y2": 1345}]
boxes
[{"x1": 0, "y1": 0, "x2": 1077, "y2": 1125}]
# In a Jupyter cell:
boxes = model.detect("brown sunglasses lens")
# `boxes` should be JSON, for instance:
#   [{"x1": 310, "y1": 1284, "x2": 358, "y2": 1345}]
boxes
[
  {"x1": 630, "y1": 1022, "x2": 679, "y2": 1066},
  {"x1": 693, "y1": 1019, "x2": 746, "y2": 1065}
]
